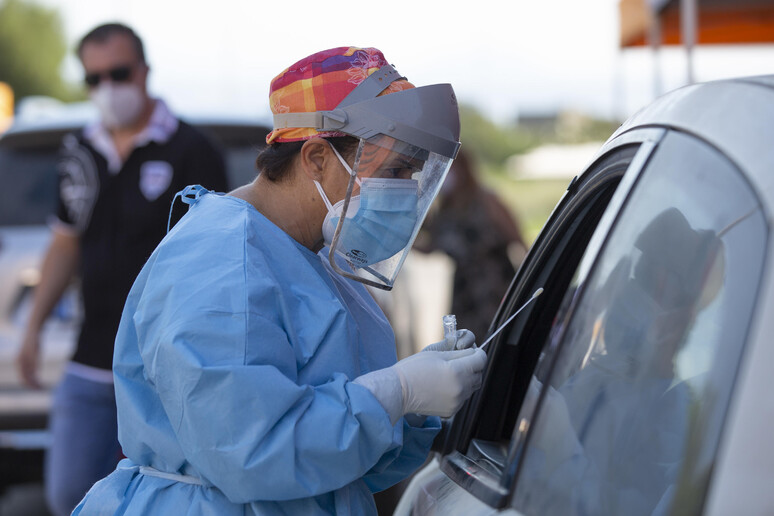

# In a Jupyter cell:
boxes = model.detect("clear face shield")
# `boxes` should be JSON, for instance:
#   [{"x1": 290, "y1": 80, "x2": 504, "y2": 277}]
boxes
[
  {"x1": 322, "y1": 134, "x2": 453, "y2": 290},
  {"x1": 272, "y1": 67, "x2": 461, "y2": 290}
]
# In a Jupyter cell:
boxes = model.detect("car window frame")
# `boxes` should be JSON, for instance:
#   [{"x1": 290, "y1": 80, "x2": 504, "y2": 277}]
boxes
[{"x1": 435, "y1": 128, "x2": 666, "y2": 509}]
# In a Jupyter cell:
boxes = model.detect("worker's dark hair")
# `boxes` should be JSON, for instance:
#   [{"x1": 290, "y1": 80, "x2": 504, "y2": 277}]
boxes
[
  {"x1": 255, "y1": 136, "x2": 359, "y2": 182},
  {"x1": 77, "y1": 23, "x2": 146, "y2": 64}
]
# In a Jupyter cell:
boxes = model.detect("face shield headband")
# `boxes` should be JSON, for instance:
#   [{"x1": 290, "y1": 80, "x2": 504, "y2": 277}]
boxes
[{"x1": 272, "y1": 65, "x2": 461, "y2": 160}]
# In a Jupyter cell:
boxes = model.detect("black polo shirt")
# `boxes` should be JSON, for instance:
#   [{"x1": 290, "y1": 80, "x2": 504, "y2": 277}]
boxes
[{"x1": 56, "y1": 115, "x2": 227, "y2": 371}]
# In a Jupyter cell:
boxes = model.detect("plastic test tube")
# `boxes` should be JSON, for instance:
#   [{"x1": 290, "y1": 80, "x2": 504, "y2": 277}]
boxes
[{"x1": 443, "y1": 314, "x2": 457, "y2": 350}]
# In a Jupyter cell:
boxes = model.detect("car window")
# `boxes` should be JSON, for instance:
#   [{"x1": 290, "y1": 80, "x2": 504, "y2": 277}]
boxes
[
  {"x1": 191, "y1": 123, "x2": 268, "y2": 189},
  {"x1": 0, "y1": 143, "x2": 59, "y2": 226},
  {"x1": 223, "y1": 146, "x2": 261, "y2": 188},
  {"x1": 437, "y1": 143, "x2": 648, "y2": 508},
  {"x1": 510, "y1": 131, "x2": 767, "y2": 515}
]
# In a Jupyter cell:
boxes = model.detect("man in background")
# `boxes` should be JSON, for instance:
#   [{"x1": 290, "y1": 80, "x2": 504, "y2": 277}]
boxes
[{"x1": 16, "y1": 22, "x2": 227, "y2": 515}]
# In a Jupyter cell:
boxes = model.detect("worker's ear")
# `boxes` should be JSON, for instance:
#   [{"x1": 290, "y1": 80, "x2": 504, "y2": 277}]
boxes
[{"x1": 299, "y1": 138, "x2": 334, "y2": 182}]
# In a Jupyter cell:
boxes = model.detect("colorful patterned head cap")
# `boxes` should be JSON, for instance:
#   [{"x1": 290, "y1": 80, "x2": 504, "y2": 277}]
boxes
[{"x1": 266, "y1": 47, "x2": 415, "y2": 144}]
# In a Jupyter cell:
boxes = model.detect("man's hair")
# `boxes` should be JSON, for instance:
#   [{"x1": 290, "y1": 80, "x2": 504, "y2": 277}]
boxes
[{"x1": 77, "y1": 23, "x2": 146, "y2": 64}]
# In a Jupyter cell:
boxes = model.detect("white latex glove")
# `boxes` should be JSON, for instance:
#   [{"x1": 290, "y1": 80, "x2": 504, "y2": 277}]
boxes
[
  {"x1": 353, "y1": 347, "x2": 487, "y2": 424},
  {"x1": 422, "y1": 329, "x2": 476, "y2": 352},
  {"x1": 394, "y1": 348, "x2": 487, "y2": 418}
]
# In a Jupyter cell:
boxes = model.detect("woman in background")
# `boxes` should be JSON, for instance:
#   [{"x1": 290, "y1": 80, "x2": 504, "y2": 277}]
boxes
[{"x1": 417, "y1": 148, "x2": 527, "y2": 340}]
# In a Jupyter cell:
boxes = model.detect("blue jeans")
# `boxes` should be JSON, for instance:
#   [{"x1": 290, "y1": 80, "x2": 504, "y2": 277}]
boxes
[{"x1": 45, "y1": 372, "x2": 122, "y2": 516}]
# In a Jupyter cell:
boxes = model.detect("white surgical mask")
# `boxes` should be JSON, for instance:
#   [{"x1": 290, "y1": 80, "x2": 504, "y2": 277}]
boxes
[{"x1": 90, "y1": 82, "x2": 145, "y2": 129}]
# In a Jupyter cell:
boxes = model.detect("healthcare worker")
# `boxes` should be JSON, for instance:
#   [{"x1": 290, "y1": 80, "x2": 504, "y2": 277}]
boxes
[{"x1": 73, "y1": 47, "x2": 487, "y2": 515}]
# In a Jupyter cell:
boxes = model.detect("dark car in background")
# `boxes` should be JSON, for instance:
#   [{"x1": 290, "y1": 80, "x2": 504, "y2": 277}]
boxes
[
  {"x1": 0, "y1": 105, "x2": 270, "y2": 512},
  {"x1": 396, "y1": 74, "x2": 774, "y2": 515}
]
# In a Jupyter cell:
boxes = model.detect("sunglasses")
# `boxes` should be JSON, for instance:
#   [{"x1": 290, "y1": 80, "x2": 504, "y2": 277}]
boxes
[{"x1": 84, "y1": 64, "x2": 135, "y2": 87}]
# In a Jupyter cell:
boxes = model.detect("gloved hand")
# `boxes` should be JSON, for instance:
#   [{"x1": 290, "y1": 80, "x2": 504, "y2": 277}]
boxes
[
  {"x1": 422, "y1": 329, "x2": 476, "y2": 352},
  {"x1": 393, "y1": 348, "x2": 487, "y2": 418},
  {"x1": 353, "y1": 347, "x2": 487, "y2": 424}
]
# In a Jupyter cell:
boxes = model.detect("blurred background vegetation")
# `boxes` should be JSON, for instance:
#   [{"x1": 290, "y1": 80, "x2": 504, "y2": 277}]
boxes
[
  {"x1": 459, "y1": 105, "x2": 621, "y2": 243},
  {"x1": 0, "y1": 0, "x2": 622, "y2": 245},
  {"x1": 0, "y1": 0, "x2": 83, "y2": 101}
]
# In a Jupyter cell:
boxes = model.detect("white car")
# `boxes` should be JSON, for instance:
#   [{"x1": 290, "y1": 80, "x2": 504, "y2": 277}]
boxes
[
  {"x1": 396, "y1": 74, "x2": 774, "y2": 515},
  {"x1": 0, "y1": 110, "x2": 270, "y2": 501}
]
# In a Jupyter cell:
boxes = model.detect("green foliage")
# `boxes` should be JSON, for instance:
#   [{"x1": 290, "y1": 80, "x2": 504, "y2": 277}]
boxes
[
  {"x1": 553, "y1": 111, "x2": 621, "y2": 144},
  {"x1": 483, "y1": 173, "x2": 569, "y2": 245},
  {"x1": 0, "y1": 0, "x2": 81, "y2": 102},
  {"x1": 459, "y1": 103, "x2": 620, "y2": 172},
  {"x1": 458, "y1": 104, "x2": 621, "y2": 245},
  {"x1": 459, "y1": 103, "x2": 539, "y2": 168}
]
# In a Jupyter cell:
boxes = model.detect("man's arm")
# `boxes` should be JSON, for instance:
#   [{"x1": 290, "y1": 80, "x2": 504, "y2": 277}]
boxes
[{"x1": 17, "y1": 229, "x2": 80, "y2": 388}]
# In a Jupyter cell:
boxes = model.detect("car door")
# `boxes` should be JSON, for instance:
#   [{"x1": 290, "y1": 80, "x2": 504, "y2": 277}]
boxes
[{"x1": 406, "y1": 125, "x2": 768, "y2": 515}]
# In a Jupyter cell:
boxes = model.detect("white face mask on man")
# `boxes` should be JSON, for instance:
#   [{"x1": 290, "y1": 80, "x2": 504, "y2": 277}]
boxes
[{"x1": 89, "y1": 82, "x2": 145, "y2": 129}]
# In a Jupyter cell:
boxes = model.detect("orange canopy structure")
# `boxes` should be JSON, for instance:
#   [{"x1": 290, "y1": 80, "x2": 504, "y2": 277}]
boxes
[{"x1": 620, "y1": 0, "x2": 774, "y2": 48}]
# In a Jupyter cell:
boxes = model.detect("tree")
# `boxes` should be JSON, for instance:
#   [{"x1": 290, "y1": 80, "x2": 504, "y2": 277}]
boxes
[
  {"x1": 0, "y1": 0, "x2": 80, "y2": 103},
  {"x1": 459, "y1": 103, "x2": 539, "y2": 170}
]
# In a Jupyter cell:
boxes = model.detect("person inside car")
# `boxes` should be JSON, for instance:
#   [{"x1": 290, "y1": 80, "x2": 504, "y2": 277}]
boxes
[{"x1": 520, "y1": 207, "x2": 724, "y2": 515}]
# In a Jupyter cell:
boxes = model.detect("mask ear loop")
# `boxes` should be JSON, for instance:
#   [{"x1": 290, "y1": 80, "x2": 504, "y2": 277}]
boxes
[
  {"x1": 328, "y1": 140, "x2": 361, "y2": 253},
  {"x1": 313, "y1": 141, "x2": 362, "y2": 215},
  {"x1": 312, "y1": 181, "x2": 335, "y2": 213},
  {"x1": 328, "y1": 142, "x2": 362, "y2": 186},
  {"x1": 167, "y1": 184, "x2": 208, "y2": 232}
]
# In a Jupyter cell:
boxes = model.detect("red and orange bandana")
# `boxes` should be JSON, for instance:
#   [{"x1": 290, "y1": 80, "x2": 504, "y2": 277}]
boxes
[{"x1": 266, "y1": 47, "x2": 414, "y2": 144}]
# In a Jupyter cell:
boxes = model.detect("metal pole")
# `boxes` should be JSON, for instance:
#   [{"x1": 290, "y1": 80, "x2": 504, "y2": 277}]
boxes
[
  {"x1": 681, "y1": 0, "x2": 697, "y2": 84},
  {"x1": 648, "y1": 3, "x2": 663, "y2": 99}
]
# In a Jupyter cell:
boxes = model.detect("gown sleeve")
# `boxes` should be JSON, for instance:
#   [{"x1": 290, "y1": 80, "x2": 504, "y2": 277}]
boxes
[{"x1": 362, "y1": 416, "x2": 440, "y2": 493}]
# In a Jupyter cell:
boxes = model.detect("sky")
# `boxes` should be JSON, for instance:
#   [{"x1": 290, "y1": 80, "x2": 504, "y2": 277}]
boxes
[{"x1": 35, "y1": 0, "x2": 774, "y2": 125}]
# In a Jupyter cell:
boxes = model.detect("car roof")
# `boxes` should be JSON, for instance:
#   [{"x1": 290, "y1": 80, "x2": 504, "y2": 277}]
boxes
[
  {"x1": 0, "y1": 109, "x2": 272, "y2": 156},
  {"x1": 610, "y1": 74, "x2": 774, "y2": 210},
  {"x1": 1, "y1": 100, "x2": 272, "y2": 139}
]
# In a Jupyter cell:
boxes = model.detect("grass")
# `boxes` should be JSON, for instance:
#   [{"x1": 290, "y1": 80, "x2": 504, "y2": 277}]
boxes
[{"x1": 480, "y1": 169, "x2": 572, "y2": 245}]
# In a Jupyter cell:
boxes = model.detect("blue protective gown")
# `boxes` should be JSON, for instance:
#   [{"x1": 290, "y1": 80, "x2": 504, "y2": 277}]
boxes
[{"x1": 73, "y1": 188, "x2": 440, "y2": 515}]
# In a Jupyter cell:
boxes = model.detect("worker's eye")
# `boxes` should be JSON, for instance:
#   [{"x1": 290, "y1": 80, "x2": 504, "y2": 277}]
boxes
[
  {"x1": 382, "y1": 167, "x2": 415, "y2": 179},
  {"x1": 380, "y1": 160, "x2": 423, "y2": 180}
]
